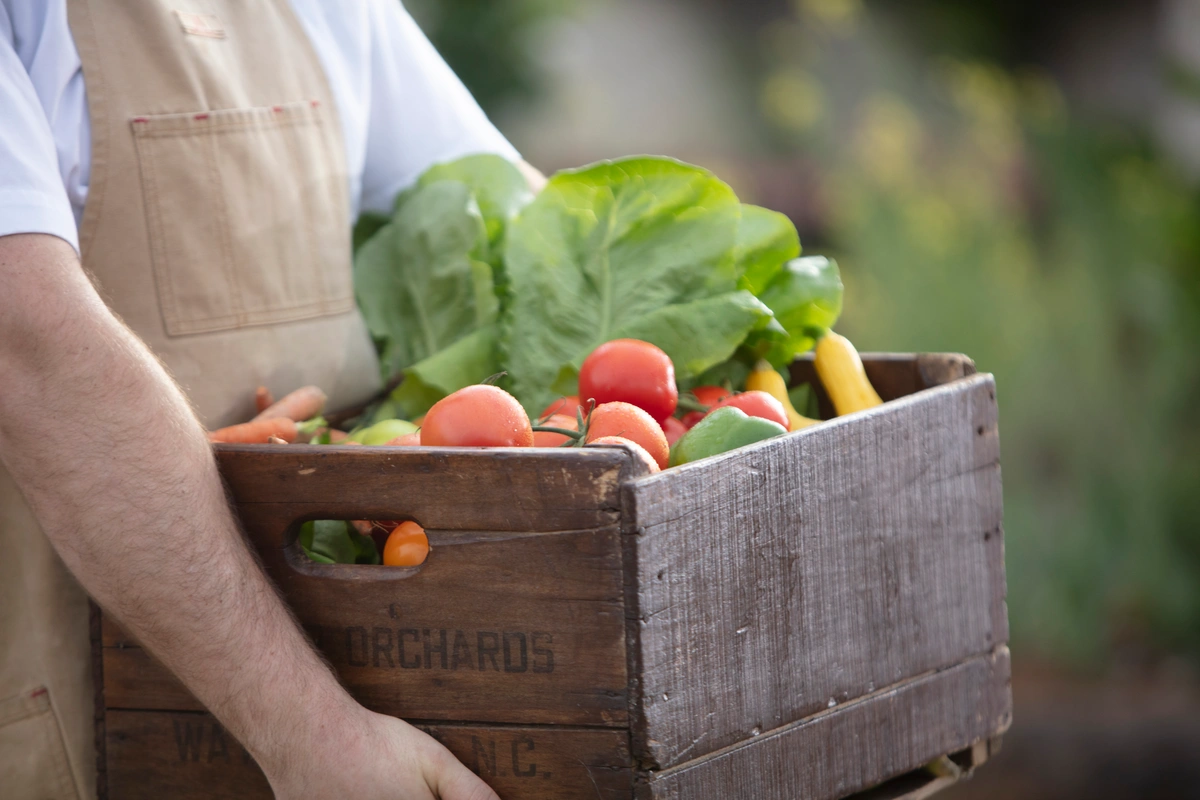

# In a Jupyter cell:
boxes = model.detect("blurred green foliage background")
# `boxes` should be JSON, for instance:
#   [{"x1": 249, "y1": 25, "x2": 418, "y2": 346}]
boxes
[{"x1": 409, "y1": 0, "x2": 1200, "y2": 670}]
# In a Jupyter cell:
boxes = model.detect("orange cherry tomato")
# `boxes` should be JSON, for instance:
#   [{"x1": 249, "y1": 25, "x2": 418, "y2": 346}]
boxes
[
  {"x1": 586, "y1": 435, "x2": 661, "y2": 474},
  {"x1": 584, "y1": 401, "x2": 670, "y2": 470},
  {"x1": 383, "y1": 520, "x2": 430, "y2": 567},
  {"x1": 421, "y1": 385, "x2": 534, "y2": 447},
  {"x1": 662, "y1": 416, "x2": 688, "y2": 446},
  {"x1": 533, "y1": 413, "x2": 578, "y2": 447}
]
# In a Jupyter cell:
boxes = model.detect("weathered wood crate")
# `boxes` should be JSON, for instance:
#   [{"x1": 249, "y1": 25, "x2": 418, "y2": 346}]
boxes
[{"x1": 93, "y1": 353, "x2": 1011, "y2": 799}]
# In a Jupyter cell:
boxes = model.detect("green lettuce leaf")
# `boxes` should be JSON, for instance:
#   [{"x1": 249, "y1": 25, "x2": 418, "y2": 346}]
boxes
[
  {"x1": 390, "y1": 325, "x2": 500, "y2": 417},
  {"x1": 353, "y1": 212, "x2": 390, "y2": 254},
  {"x1": 735, "y1": 205, "x2": 801, "y2": 294},
  {"x1": 354, "y1": 180, "x2": 494, "y2": 381},
  {"x1": 500, "y1": 157, "x2": 742, "y2": 413},
  {"x1": 409, "y1": 155, "x2": 533, "y2": 255},
  {"x1": 614, "y1": 292, "x2": 780, "y2": 380},
  {"x1": 751, "y1": 256, "x2": 844, "y2": 366},
  {"x1": 549, "y1": 292, "x2": 778, "y2": 396},
  {"x1": 299, "y1": 520, "x2": 380, "y2": 565},
  {"x1": 689, "y1": 355, "x2": 753, "y2": 393}
]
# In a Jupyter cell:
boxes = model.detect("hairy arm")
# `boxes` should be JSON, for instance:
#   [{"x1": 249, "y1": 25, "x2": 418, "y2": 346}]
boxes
[{"x1": 0, "y1": 234, "x2": 495, "y2": 800}]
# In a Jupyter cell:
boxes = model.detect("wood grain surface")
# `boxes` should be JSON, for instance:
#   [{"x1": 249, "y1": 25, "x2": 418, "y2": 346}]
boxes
[
  {"x1": 638, "y1": 648, "x2": 1011, "y2": 800},
  {"x1": 105, "y1": 710, "x2": 634, "y2": 800},
  {"x1": 213, "y1": 445, "x2": 648, "y2": 542},
  {"x1": 102, "y1": 526, "x2": 630, "y2": 726},
  {"x1": 624, "y1": 373, "x2": 1006, "y2": 768}
]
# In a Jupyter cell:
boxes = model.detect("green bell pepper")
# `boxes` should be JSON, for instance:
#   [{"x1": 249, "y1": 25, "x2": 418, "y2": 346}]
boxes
[{"x1": 669, "y1": 406, "x2": 788, "y2": 466}]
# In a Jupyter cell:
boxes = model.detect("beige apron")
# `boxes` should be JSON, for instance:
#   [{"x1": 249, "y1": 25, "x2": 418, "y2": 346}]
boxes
[{"x1": 0, "y1": 1, "x2": 381, "y2": 796}]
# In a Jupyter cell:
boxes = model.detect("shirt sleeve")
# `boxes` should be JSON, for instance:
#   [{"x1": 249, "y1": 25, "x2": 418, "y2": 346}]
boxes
[
  {"x1": 358, "y1": 0, "x2": 522, "y2": 215},
  {"x1": 0, "y1": 8, "x2": 78, "y2": 252}
]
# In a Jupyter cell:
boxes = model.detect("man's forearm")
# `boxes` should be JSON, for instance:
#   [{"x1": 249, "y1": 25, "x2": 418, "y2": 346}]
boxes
[{"x1": 0, "y1": 234, "x2": 363, "y2": 780}]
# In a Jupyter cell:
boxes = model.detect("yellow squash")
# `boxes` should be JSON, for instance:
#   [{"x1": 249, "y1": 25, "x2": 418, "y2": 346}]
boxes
[
  {"x1": 814, "y1": 331, "x2": 883, "y2": 416},
  {"x1": 745, "y1": 361, "x2": 819, "y2": 431}
]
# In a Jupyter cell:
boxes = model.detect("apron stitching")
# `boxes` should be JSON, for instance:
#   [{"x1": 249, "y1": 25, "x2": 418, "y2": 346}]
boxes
[
  {"x1": 131, "y1": 111, "x2": 317, "y2": 139},
  {"x1": 68, "y1": 0, "x2": 111, "y2": 260},
  {"x1": 136, "y1": 133, "x2": 181, "y2": 332},
  {"x1": 45, "y1": 691, "x2": 83, "y2": 800},
  {"x1": 205, "y1": 125, "x2": 246, "y2": 326},
  {"x1": 317, "y1": 112, "x2": 349, "y2": 311},
  {"x1": 162, "y1": 298, "x2": 355, "y2": 336},
  {"x1": 296, "y1": 121, "x2": 326, "y2": 313}
]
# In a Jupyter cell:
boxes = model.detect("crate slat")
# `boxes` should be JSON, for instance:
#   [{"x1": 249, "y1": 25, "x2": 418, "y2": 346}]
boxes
[
  {"x1": 624, "y1": 374, "x2": 1005, "y2": 768},
  {"x1": 105, "y1": 710, "x2": 633, "y2": 800},
  {"x1": 639, "y1": 648, "x2": 1011, "y2": 799}
]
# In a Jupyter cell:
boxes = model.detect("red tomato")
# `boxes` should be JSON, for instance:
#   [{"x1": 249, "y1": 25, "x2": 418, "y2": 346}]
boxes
[
  {"x1": 533, "y1": 413, "x2": 578, "y2": 447},
  {"x1": 422, "y1": 385, "x2": 534, "y2": 447},
  {"x1": 691, "y1": 385, "x2": 732, "y2": 408},
  {"x1": 584, "y1": 402, "x2": 670, "y2": 470},
  {"x1": 383, "y1": 520, "x2": 430, "y2": 567},
  {"x1": 586, "y1": 436, "x2": 661, "y2": 474},
  {"x1": 709, "y1": 391, "x2": 789, "y2": 429},
  {"x1": 579, "y1": 339, "x2": 678, "y2": 424},
  {"x1": 662, "y1": 416, "x2": 688, "y2": 446},
  {"x1": 384, "y1": 432, "x2": 421, "y2": 446},
  {"x1": 540, "y1": 395, "x2": 583, "y2": 420},
  {"x1": 681, "y1": 411, "x2": 706, "y2": 429}
]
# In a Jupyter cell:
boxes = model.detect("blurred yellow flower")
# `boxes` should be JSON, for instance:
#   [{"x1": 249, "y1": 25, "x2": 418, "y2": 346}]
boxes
[
  {"x1": 794, "y1": 0, "x2": 862, "y2": 32},
  {"x1": 943, "y1": 60, "x2": 1022, "y2": 163},
  {"x1": 761, "y1": 69, "x2": 825, "y2": 133},
  {"x1": 854, "y1": 95, "x2": 923, "y2": 189}
]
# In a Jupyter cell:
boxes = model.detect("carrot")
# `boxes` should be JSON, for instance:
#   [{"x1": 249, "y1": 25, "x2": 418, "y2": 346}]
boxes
[
  {"x1": 254, "y1": 386, "x2": 274, "y2": 414},
  {"x1": 252, "y1": 385, "x2": 327, "y2": 423},
  {"x1": 208, "y1": 418, "x2": 298, "y2": 444}
]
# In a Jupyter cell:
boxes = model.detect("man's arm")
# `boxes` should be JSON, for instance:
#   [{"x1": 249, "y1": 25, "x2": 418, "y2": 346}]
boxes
[
  {"x1": 0, "y1": 233, "x2": 497, "y2": 800},
  {"x1": 518, "y1": 159, "x2": 548, "y2": 193}
]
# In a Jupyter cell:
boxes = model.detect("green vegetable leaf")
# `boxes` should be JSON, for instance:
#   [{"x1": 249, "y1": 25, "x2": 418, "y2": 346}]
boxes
[
  {"x1": 735, "y1": 205, "x2": 801, "y2": 294},
  {"x1": 390, "y1": 325, "x2": 500, "y2": 417},
  {"x1": 500, "y1": 157, "x2": 742, "y2": 413},
  {"x1": 788, "y1": 382, "x2": 821, "y2": 419},
  {"x1": 614, "y1": 292, "x2": 778, "y2": 380},
  {"x1": 299, "y1": 520, "x2": 380, "y2": 565},
  {"x1": 689, "y1": 355, "x2": 753, "y2": 393},
  {"x1": 411, "y1": 155, "x2": 533, "y2": 255},
  {"x1": 297, "y1": 414, "x2": 326, "y2": 432},
  {"x1": 355, "y1": 180, "x2": 494, "y2": 381},
  {"x1": 352, "y1": 212, "x2": 390, "y2": 254},
  {"x1": 751, "y1": 256, "x2": 844, "y2": 366}
]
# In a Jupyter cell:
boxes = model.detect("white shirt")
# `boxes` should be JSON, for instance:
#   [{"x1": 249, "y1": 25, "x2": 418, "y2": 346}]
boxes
[{"x1": 0, "y1": 0, "x2": 520, "y2": 253}]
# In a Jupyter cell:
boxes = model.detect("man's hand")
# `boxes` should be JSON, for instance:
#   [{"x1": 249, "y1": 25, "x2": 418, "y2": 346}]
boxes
[
  {"x1": 273, "y1": 712, "x2": 497, "y2": 800},
  {"x1": 0, "y1": 233, "x2": 497, "y2": 800}
]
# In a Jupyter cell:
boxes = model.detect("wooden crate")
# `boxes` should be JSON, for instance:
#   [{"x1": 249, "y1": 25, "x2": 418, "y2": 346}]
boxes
[{"x1": 93, "y1": 353, "x2": 1011, "y2": 799}]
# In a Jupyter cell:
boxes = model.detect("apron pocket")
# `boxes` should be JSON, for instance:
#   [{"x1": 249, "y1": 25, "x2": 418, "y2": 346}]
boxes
[
  {"x1": 131, "y1": 102, "x2": 354, "y2": 336},
  {"x1": 0, "y1": 687, "x2": 78, "y2": 799}
]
